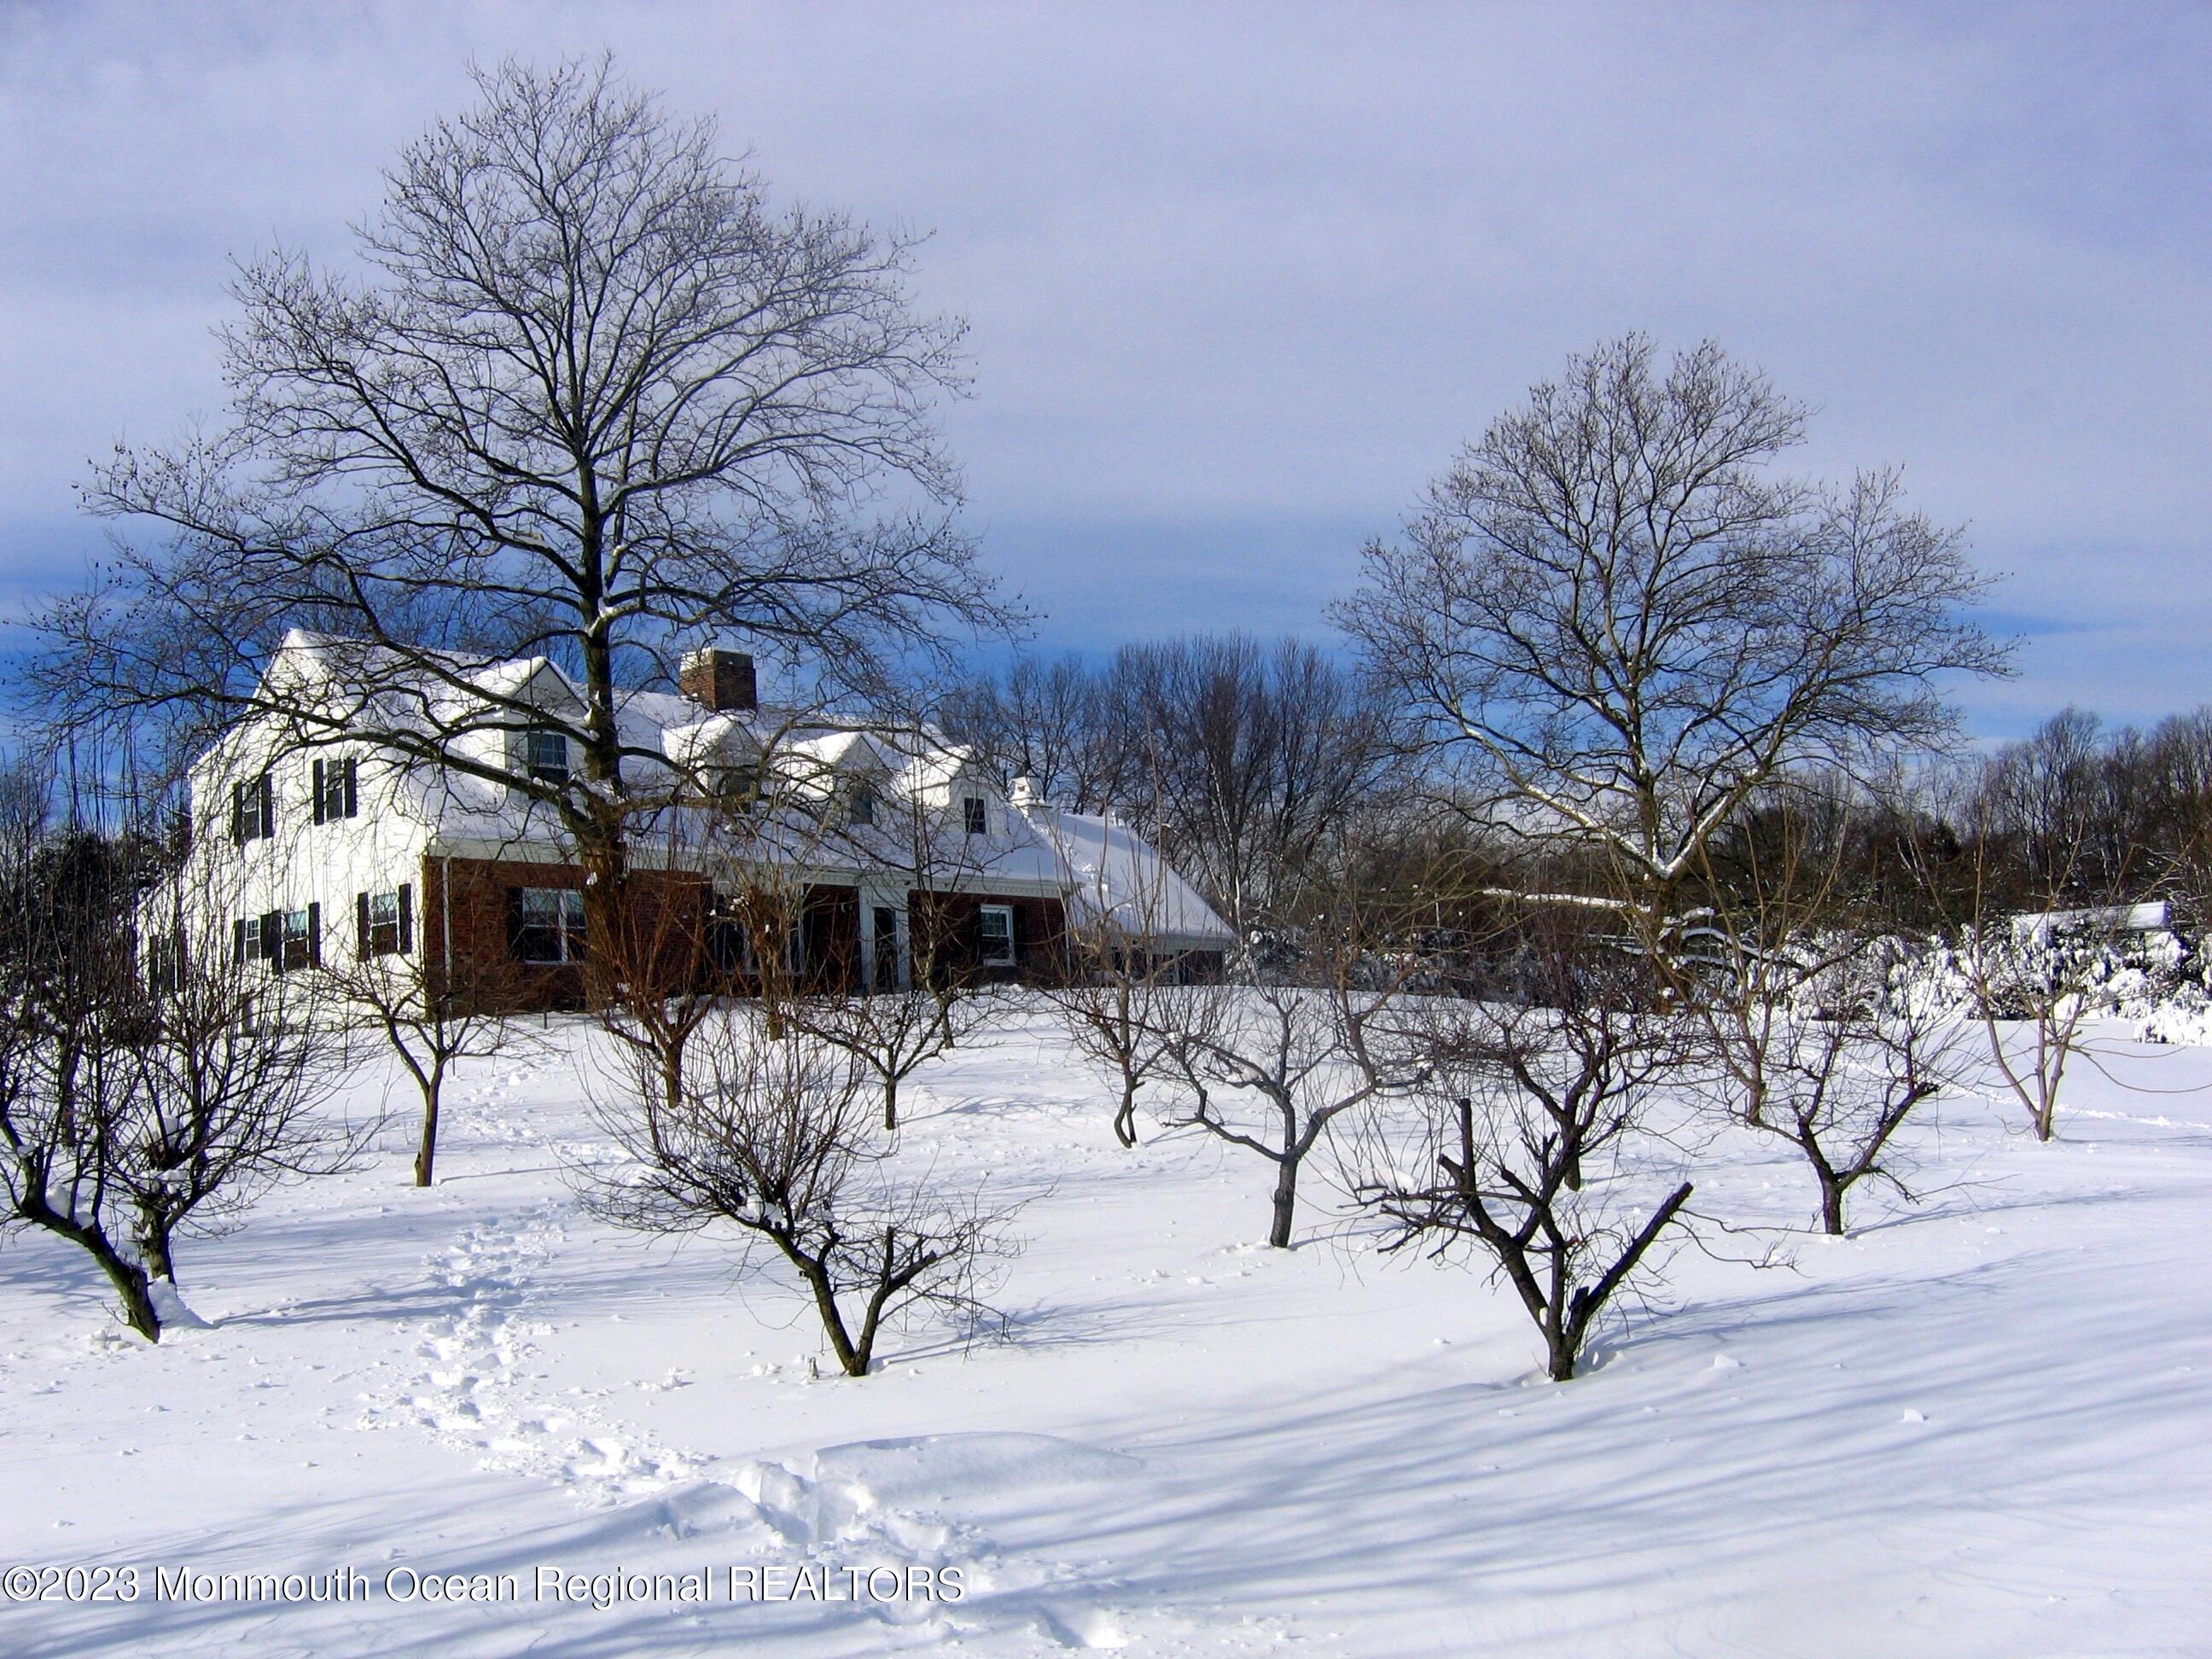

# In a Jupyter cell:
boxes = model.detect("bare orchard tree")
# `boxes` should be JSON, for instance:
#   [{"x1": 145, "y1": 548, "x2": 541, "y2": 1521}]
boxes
[
  {"x1": 1354, "y1": 917, "x2": 1696, "y2": 1381},
  {"x1": 34, "y1": 55, "x2": 1015, "y2": 952},
  {"x1": 0, "y1": 810, "x2": 355, "y2": 1338},
  {"x1": 585, "y1": 1006, "x2": 1021, "y2": 1377},
  {"x1": 1918, "y1": 758, "x2": 2157, "y2": 1143},
  {"x1": 1043, "y1": 818, "x2": 1217, "y2": 1149},
  {"x1": 1693, "y1": 788, "x2": 1972, "y2": 1233},
  {"x1": 319, "y1": 905, "x2": 541, "y2": 1187},
  {"x1": 1702, "y1": 932, "x2": 1968, "y2": 1235},
  {"x1": 122, "y1": 892, "x2": 359, "y2": 1290},
  {"x1": 1336, "y1": 335, "x2": 2009, "y2": 933},
  {"x1": 784, "y1": 754, "x2": 1012, "y2": 1132},
  {"x1": 0, "y1": 821, "x2": 163, "y2": 1336},
  {"x1": 1156, "y1": 912, "x2": 1430, "y2": 1249}
]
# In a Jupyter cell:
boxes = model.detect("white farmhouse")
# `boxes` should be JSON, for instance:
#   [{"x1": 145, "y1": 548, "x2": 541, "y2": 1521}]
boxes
[{"x1": 148, "y1": 633, "x2": 1230, "y2": 1008}]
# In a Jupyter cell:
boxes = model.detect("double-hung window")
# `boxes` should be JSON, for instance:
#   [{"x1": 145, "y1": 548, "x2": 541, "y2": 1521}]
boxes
[
  {"x1": 525, "y1": 729, "x2": 571, "y2": 785},
  {"x1": 231, "y1": 771, "x2": 276, "y2": 843},
  {"x1": 312, "y1": 756, "x2": 358, "y2": 824},
  {"x1": 279, "y1": 907, "x2": 318, "y2": 972},
  {"x1": 849, "y1": 784, "x2": 877, "y2": 826},
  {"x1": 357, "y1": 888, "x2": 412, "y2": 958},
  {"x1": 235, "y1": 906, "x2": 319, "y2": 972},
  {"x1": 962, "y1": 795, "x2": 987, "y2": 836},
  {"x1": 511, "y1": 887, "x2": 585, "y2": 964},
  {"x1": 977, "y1": 903, "x2": 1016, "y2": 968},
  {"x1": 145, "y1": 929, "x2": 184, "y2": 994}
]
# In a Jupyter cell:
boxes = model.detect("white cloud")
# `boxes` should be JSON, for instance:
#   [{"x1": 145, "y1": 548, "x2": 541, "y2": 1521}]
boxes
[{"x1": 2, "y1": 0, "x2": 2207, "y2": 730}]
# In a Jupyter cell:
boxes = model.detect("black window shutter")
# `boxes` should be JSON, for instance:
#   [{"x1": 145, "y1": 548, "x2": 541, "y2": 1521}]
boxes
[
  {"x1": 259, "y1": 771, "x2": 276, "y2": 839},
  {"x1": 343, "y1": 759, "x2": 358, "y2": 818},
  {"x1": 230, "y1": 783, "x2": 246, "y2": 845},
  {"x1": 307, "y1": 902, "x2": 322, "y2": 967},
  {"x1": 397, "y1": 882, "x2": 414, "y2": 955},
  {"x1": 1008, "y1": 903, "x2": 1022, "y2": 965},
  {"x1": 311, "y1": 760, "x2": 326, "y2": 825},
  {"x1": 356, "y1": 892, "x2": 370, "y2": 958},
  {"x1": 259, "y1": 910, "x2": 282, "y2": 969},
  {"x1": 233, "y1": 918, "x2": 247, "y2": 963}
]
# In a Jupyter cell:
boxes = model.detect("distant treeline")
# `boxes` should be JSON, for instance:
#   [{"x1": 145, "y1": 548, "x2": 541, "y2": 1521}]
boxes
[{"x1": 948, "y1": 641, "x2": 2212, "y2": 937}]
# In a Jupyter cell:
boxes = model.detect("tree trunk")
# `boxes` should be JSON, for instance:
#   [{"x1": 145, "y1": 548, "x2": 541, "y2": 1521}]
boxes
[
  {"x1": 414, "y1": 1083, "x2": 441, "y2": 1188},
  {"x1": 137, "y1": 1211, "x2": 178, "y2": 1286},
  {"x1": 882, "y1": 1072, "x2": 899, "y2": 1134},
  {"x1": 1819, "y1": 1173, "x2": 1848, "y2": 1237},
  {"x1": 794, "y1": 1252, "x2": 865, "y2": 1377},
  {"x1": 1267, "y1": 1154, "x2": 1299, "y2": 1249},
  {"x1": 103, "y1": 1250, "x2": 162, "y2": 1343},
  {"x1": 1113, "y1": 1075, "x2": 1139, "y2": 1148}
]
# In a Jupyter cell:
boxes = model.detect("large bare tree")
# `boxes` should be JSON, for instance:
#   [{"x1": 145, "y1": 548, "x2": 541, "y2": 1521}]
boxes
[
  {"x1": 37, "y1": 55, "x2": 1014, "y2": 955},
  {"x1": 1336, "y1": 335, "x2": 2009, "y2": 927}
]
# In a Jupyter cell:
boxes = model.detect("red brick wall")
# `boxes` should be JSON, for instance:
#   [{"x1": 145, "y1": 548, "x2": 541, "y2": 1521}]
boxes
[
  {"x1": 909, "y1": 889, "x2": 1068, "y2": 985},
  {"x1": 418, "y1": 856, "x2": 1069, "y2": 1010}
]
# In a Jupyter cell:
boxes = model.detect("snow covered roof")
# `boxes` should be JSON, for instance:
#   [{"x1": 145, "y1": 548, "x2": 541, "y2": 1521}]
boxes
[
  {"x1": 1017, "y1": 801, "x2": 1236, "y2": 950},
  {"x1": 230, "y1": 633, "x2": 1231, "y2": 946},
  {"x1": 2010, "y1": 901, "x2": 2172, "y2": 940}
]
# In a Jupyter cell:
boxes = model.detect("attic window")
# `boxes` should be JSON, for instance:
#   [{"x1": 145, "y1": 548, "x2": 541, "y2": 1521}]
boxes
[
  {"x1": 962, "y1": 795, "x2": 987, "y2": 835},
  {"x1": 231, "y1": 772, "x2": 275, "y2": 843},
  {"x1": 525, "y1": 729, "x2": 571, "y2": 784},
  {"x1": 849, "y1": 784, "x2": 876, "y2": 826},
  {"x1": 312, "y1": 756, "x2": 358, "y2": 824}
]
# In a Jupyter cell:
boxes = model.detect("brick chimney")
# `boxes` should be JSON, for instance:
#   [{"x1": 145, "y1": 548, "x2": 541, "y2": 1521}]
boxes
[{"x1": 678, "y1": 648, "x2": 757, "y2": 713}]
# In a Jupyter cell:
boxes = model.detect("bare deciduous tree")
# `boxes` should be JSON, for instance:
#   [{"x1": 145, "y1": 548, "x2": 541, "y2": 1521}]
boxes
[
  {"x1": 585, "y1": 1008, "x2": 1020, "y2": 1377},
  {"x1": 1336, "y1": 334, "x2": 2010, "y2": 933},
  {"x1": 783, "y1": 762, "x2": 1012, "y2": 1132},
  {"x1": 1693, "y1": 786, "x2": 1972, "y2": 1233},
  {"x1": 0, "y1": 803, "x2": 354, "y2": 1340},
  {"x1": 121, "y1": 906, "x2": 358, "y2": 1286},
  {"x1": 1154, "y1": 913, "x2": 1429, "y2": 1249},
  {"x1": 1355, "y1": 919, "x2": 1695, "y2": 1381},
  {"x1": 36, "y1": 55, "x2": 1015, "y2": 964},
  {"x1": 1045, "y1": 831, "x2": 1217, "y2": 1149},
  {"x1": 948, "y1": 636, "x2": 1395, "y2": 938},
  {"x1": 321, "y1": 927, "x2": 540, "y2": 1188},
  {"x1": 0, "y1": 824, "x2": 161, "y2": 1336},
  {"x1": 1918, "y1": 758, "x2": 2161, "y2": 1143}
]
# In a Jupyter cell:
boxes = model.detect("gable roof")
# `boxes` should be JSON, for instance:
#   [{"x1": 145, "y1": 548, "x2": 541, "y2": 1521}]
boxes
[{"x1": 227, "y1": 635, "x2": 1235, "y2": 948}]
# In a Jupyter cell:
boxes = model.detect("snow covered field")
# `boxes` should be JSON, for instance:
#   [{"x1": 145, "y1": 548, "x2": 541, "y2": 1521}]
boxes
[{"x1": 3, "y1": 999, "x2": 2209, "y2": 1656}]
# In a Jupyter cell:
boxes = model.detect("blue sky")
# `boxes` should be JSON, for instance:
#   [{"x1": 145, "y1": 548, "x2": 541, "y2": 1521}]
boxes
[{"x1": 3, "y1": 1, "x2": 2208, "y2": 737}]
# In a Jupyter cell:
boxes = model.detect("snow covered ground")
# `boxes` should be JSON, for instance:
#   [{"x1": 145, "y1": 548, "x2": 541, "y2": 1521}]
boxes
[{"x1": 3, "y1": 1000, "x2": 2209, "y2": 1656}]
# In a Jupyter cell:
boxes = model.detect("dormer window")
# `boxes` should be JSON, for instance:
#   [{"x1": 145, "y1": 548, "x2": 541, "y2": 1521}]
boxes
[
  {"x1": 714, "y1": 761, "x2": 761, "y2": 813},
  {"x1": 962, "y1": 795, "x2": 987, "y2": 835},
  {"x1": 525, "y1": 728, "x2": 571, "y2": 785}
]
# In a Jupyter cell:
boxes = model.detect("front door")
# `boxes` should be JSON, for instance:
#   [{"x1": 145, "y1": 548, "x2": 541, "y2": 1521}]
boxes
[{"x1": 870, "y1": 905, "x2": 905, "y2": 992}]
